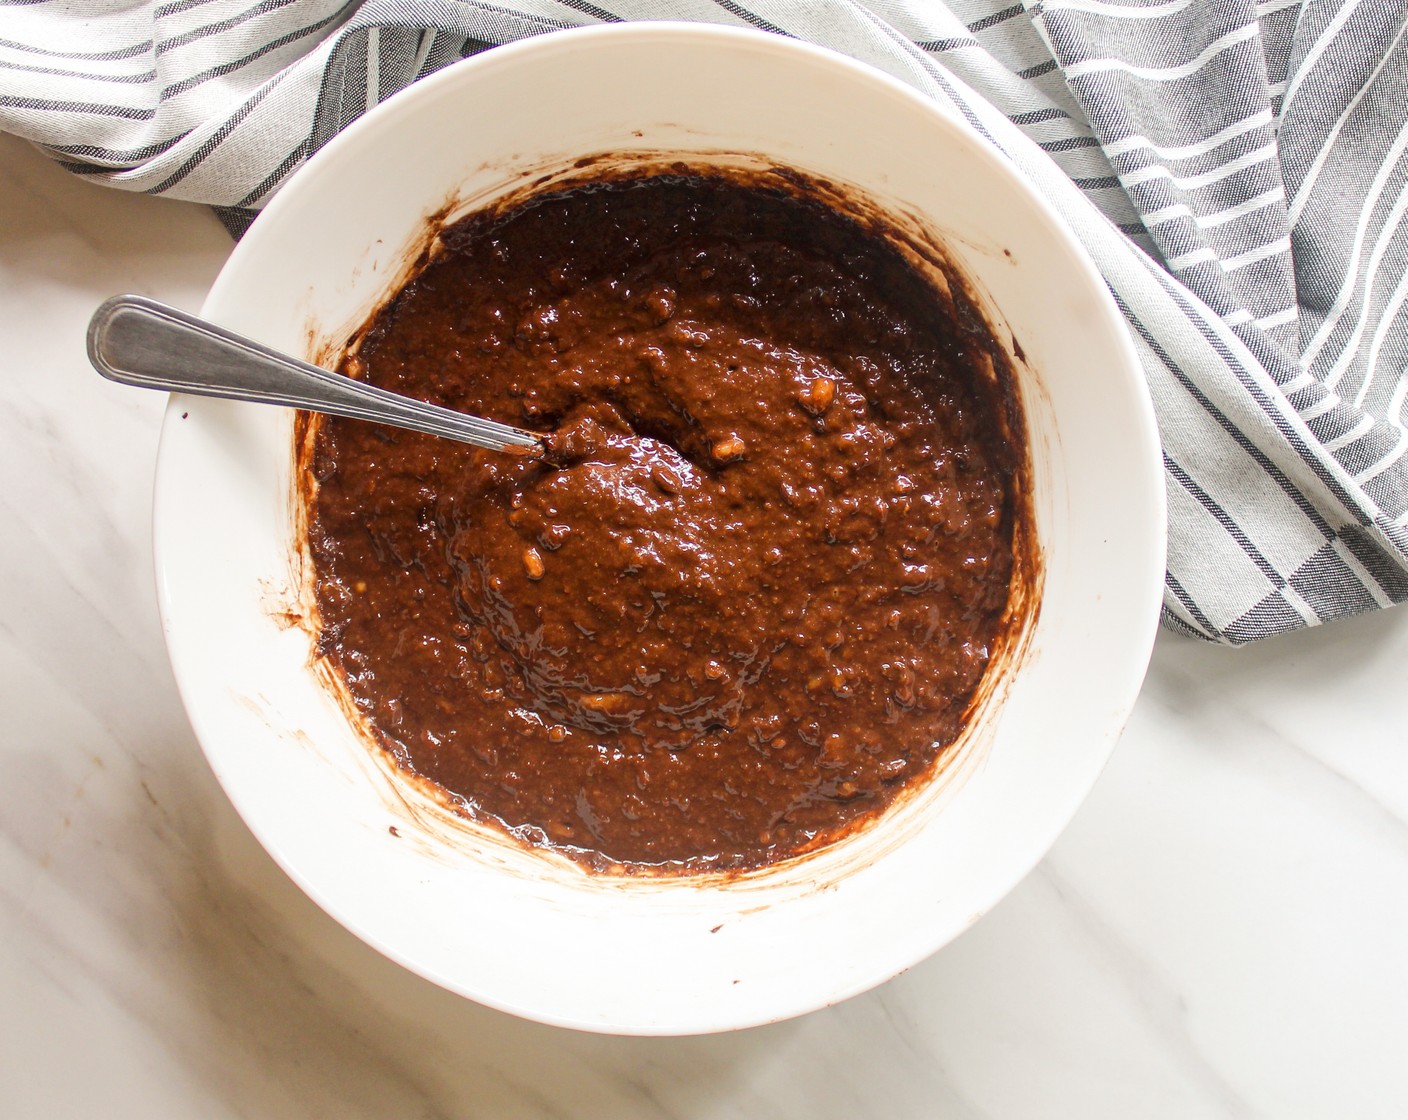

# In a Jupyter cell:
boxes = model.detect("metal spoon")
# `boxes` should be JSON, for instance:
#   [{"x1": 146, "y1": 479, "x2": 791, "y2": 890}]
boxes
[{"x1": 86, "y1": 294, "x2": 544, "y2": 454}]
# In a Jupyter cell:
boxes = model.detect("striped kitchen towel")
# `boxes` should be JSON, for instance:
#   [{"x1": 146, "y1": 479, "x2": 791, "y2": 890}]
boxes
[{"x1": 3, "y1": 0, "x2": 1407, "y2": 644}]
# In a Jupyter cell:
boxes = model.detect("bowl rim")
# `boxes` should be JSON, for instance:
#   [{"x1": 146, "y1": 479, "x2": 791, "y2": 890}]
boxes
[{"x1": 154, "y1": 21, "x2": 1167, "y2": 1034}]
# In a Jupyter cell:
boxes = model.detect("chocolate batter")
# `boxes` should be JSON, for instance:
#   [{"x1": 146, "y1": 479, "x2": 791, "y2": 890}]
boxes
[{"x1": 305, "y1": 170, "x2": 1029, "y2": 871}]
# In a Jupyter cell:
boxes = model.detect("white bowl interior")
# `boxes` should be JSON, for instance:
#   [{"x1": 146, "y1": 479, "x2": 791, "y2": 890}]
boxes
[{"x1": 153, "y1": 24, "x2": 1165, "y2": 1034}]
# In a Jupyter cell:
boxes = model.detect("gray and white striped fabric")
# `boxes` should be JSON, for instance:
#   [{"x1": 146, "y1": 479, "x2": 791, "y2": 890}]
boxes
[{"x1": 4, "y1": 0, "x2": 1407, "y2": 644}]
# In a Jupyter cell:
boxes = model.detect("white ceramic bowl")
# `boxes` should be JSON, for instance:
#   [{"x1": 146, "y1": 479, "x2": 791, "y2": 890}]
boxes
[{"x1": 153, "y1": 24, "x2": 1164, "y2": 1034}]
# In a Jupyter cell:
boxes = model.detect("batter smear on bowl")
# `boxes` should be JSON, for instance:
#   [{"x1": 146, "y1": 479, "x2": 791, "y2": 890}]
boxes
[{"x1": 305, "y1": 170, "x2": 1032, "y2": 872}]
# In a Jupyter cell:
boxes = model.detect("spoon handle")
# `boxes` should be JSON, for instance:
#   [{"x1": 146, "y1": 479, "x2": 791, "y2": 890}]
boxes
[{"x1": 86, "y1": 294, "x2": 542, "y2": 454}]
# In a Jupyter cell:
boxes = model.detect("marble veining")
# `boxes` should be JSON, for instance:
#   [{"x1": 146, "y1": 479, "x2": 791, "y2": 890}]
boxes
[{"x1": 3, "y1": 130, "x2": 1407, "y2": 1118}]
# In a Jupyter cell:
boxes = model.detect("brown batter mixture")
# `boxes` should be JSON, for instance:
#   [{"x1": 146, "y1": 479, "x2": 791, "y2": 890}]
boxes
[{"x1": 305, "y1": 170, "x2": 1029, "y2": 872}]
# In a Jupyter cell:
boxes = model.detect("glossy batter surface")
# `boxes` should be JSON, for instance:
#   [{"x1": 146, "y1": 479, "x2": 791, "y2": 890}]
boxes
[{"x1": 307, "y1": 173, "x2": 1024, "y2": 870}]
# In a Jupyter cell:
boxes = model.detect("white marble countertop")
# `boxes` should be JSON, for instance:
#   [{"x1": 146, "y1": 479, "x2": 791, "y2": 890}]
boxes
[{"x1": 4, "y1": 129, "x2": 1407, "y2": 1119}]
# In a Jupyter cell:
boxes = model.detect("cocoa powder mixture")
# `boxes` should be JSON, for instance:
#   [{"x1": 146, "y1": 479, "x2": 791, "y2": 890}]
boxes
[{"x1": 305, "y1": 171, "x2": 1030, "y2": 871}]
